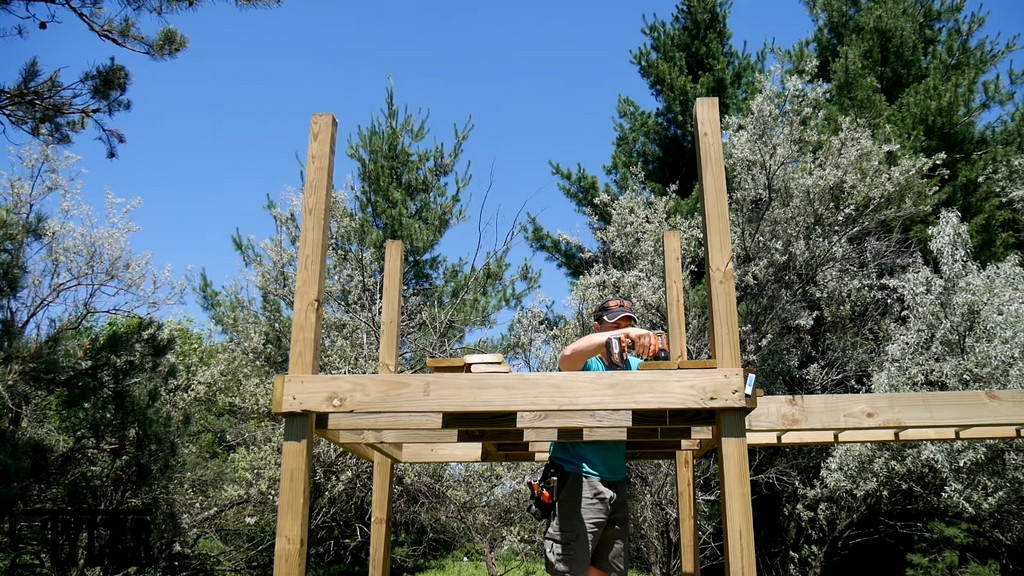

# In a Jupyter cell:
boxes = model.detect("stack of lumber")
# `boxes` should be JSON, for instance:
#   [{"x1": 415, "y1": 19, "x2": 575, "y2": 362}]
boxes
[{"x1": 426, "y1": 353, "x2": 511, "y2": 374}]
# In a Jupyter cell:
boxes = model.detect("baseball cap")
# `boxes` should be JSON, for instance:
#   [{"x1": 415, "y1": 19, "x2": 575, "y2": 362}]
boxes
[{"x1": 593, "y1": 297, "x2": 637, "y2": 324}]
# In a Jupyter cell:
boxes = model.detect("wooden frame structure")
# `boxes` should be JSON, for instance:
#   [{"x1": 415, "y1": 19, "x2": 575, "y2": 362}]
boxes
[{"x1": 270, "y1": 99, "x2": 1024, "y2": 576}]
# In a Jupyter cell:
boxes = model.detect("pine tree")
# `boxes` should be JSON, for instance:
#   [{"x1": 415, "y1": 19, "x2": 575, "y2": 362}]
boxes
[
  {"x1": 791, "y1": 0, "x2": 1024, "y2": 262},
  {"x1": 525, "y1": 0, "x2": 762, "y2": 279},
  {"x1": 0, "y1": 0, "x2": 281, "y2": 158},
  {"x1": 196, "y1": 86, "x2": 540, "y2": 572}
]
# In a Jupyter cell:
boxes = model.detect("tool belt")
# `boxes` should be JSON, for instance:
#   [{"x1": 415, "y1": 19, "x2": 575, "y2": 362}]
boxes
[{"x1": 525, "y1": 461, "x2": 563, "y2": 522}]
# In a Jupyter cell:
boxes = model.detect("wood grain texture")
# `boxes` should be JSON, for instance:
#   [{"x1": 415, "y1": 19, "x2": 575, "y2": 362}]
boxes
[
  {"x1": 748, "y1": 390, "x2": 1024, "y2": 431},
  {"x1": 370, "y1": 454, "x2": 395, "y2": 576},
  {"x1": 696, "y1": 98, "x2": 755, "y2": 575},
  {"x1": 695, "y1": 98, "x2": 741, "y2": 370},
  {"x1": 274, "y1": 113, "x2": 336, "y2": 576},
  {"x1": 370, "y1": 240, "x2": 404, "y2": 576},
  {"x1": 676, "y1": 451, "x2": 700, "y2": 576},
  {"x1": 278, "y1": 370, "x2": 745, "y2": 413},
  {"x1": 664, "y1": 231, "x2": 688, "y2": 362}
]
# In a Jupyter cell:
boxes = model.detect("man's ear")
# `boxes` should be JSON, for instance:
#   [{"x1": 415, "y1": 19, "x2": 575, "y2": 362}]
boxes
[{"x1": 592, "y1": 321, "x2": 601, "y2": 333}]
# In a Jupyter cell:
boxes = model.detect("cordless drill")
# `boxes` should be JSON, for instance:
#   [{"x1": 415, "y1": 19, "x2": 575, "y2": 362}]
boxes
[{"x1": 604, "y1": 330, "x2": 670, "y2": 369}]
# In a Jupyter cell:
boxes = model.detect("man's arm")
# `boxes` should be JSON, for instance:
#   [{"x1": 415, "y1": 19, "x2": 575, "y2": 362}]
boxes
[{"x1": 558, "y1": 327, "x2": 657, "y2": 372}]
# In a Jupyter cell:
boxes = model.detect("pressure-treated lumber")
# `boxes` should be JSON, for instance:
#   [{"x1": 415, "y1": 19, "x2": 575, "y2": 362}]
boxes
[
  {"x1": 369, "y1": 240, "x2": 403, "y2": 576},
  {"x1": 319, "y1": 409, "x2": 719, "y2": 431},
  {"x1": 310, "y1": 392, "x2": 1024, "y2": 462},
  {"x1": 747, "y1": 390, "x2": 1024, "y2": 431},
  {"x1": 664, "y1": 231, "x2": 700, "y2": 575},
  {"x1": 677, "y1": 451, "x2": 700, "y2": 576},
  {"x1": 274, "y1": 113, "x2": 337, "y2": 576},
  {"x1": 696, "y1": 96, "x2": 756, "y2": 575},
  {"x1": 664, "y1": 231, "x2": 688, "y2": 363},
  {"x1": 746, "y1": 426, "x2": 1024, "y2": 445},
  {"x1": 370, "y1": 454, "x2": 395, "y2": 576},
  {"x1": 275, "y1": 369, "x2": 746, "y2": 413}
]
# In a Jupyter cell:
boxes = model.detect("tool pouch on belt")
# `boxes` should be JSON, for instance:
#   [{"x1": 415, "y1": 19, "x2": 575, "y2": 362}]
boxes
[{"x1": 525, "y1": 462, "x2": 562, "y2": 522}]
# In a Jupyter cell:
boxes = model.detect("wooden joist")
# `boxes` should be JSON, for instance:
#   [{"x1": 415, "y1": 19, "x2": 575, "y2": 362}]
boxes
[
  {"x1": 275, "y1": 369, "x2": 746, "y2": 413},
  {"x1": 305, "y1": 390, "x2": 1024, "y2": 463},
  {"x1": 747, "y1": 425, "x2": 1024, "y2": 446},
  {"x1": 747, "y1": 390, "x2": 1024, "y2": 431}
]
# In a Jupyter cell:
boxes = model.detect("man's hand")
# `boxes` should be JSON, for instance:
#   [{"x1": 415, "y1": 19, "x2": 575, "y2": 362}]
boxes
[
  {"x1": 559, "y1": 326, "x2": 658, "y2": 371},
  {"x1": 621, "y1": 327, "x2": 658, "y2": 360}
]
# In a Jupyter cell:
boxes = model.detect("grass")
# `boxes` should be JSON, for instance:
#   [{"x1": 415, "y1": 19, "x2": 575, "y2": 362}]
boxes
[{"x1": 409, "y1": 556, "x2": 546, "y2": 576}]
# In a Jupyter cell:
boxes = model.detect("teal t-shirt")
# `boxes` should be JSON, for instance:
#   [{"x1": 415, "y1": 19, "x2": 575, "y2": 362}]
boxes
[{"x1": 548, "y1": 354, "x2": 641, "y2": 481}]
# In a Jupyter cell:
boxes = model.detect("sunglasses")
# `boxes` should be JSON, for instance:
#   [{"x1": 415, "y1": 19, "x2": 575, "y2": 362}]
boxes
[{"x1": 598, "y1": 299, "x2": 633, "y2": 311}]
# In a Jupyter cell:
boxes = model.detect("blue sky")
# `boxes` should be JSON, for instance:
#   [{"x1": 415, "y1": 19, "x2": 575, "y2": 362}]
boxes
[{"x1": 5, "y1": 1, "x2": 1022, "y2": 323}]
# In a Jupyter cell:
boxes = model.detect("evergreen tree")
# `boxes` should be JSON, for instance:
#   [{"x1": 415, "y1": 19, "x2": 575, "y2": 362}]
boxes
[
  {"x1": 526, "y1": 0, "x2": 762, "y2": 279},
  {"x1": 0, "y1": 145, "x2": 188, "y2": 572},
  {"x1": 196, "y1": 84, "x2": 539, "y2": 572},
  {"x1": 0, "y1": 0, "x2": 281, "y2": 158},
  {"x1": 791, "y1": 0, "x2": 1024, "y2": 262}
]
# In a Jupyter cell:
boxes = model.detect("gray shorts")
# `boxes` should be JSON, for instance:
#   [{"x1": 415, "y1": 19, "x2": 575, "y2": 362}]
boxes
[{"x1": 544, "y1": 472, "x2": 629, "y2": 576}]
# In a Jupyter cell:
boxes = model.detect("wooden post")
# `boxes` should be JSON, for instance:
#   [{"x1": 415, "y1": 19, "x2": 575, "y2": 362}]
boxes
[
  {"x1": 676, "y1": 451, "x2": 700, "y2": 576},
  {"x1": 274, "y1": 114, "x2": 338, "y2": 576},
  {"x1": 664, "y1": 231, "x2": 699, "y2": 574},
  {"x1": 694, "y1": 97, "x2": 756, "y2": 575},
  {"x1": 663, "y1": 231, "x2": 688, "y2": 363},
  {"x1": 369, "y1": 240, "x2": 403, "y2": 576}
]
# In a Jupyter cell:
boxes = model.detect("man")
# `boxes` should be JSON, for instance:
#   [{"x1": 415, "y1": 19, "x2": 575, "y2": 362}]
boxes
[{"x1": 544, "y1": 297, "x2": 658, "y2": 576}]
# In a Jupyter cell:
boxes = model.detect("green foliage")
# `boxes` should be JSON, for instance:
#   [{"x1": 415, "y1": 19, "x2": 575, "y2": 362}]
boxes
[
  {"x1": 906, "y1": 520, "x2": 999, "y2": 576},
  {"x1": 395, "y1": 463, "x2": 543, "y2": 576},
  {"x1": 0, "y1": 0, "x2": 281, "y2": 157},
  {"x1": 348, "y1": 83, "x2": 471, "y2": 290},
  {"x1": 196, "y1": 84, "x2": 539, "y2": 572},
  {"x1": 612, "y1": 0, "x2": 762, "y2": 198},
  {"x1": 407, "y1": 555, "x2": 546, "y2": 576},
  {"x1": 792, "y1": 0, "x2": 1024, "y2": 262},
  {"x1": 0, "y1": 144, "x2": 194, "y2": 572},
  {"x1": 726, "y1": 67, "x2": 934, "y2": 396},
  {"x1": 201, "y1": 84, "x2": 538, "y2": 372},
  {"x1": 527, "y1": 0, "x2": 763, "y2": 279},
  {"x1": 793, "y1": 212, "x2": 1024, "y2": 575}
]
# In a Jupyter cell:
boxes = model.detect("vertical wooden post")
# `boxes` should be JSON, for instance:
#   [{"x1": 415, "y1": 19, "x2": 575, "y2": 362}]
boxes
[
  {"x1": 676, "y1": 451, "x2": 700, "y2": 576},
  {"x1": 274, "y1": 114, "x2": 338, "y2": 576},
  {"x1": 664, "y1": 231, "x2": 699, "y2": 574},
  {"x1": 369, "y1": 240, "x2": 403, "y2": 576},
  {"x1": 663, "y1": 231, "x2": 688, "y2": 363},
  {"x1": 694, "y1": 98, "x2": 756, "y2": 575}
]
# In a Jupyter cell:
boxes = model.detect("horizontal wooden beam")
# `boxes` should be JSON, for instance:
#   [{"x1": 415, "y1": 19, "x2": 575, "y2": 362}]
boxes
[
  {"x1": 309, "y1": 390, "x2": 1024, "y2": 460},
  {"x1": 401, "y1": 443, "x2": 483, "y2": 463},
  {"x1": 275, "y1": 370, "x2": 746, "y2": 413},
  {"x1": 326, "y1": 429, "x2": 458, "y2": 443},
  {"x1": 747, "y1": 425, "x2": 1023, "y2": 446},
  {"x1": 319, "y1": 410, "x2": 717, "y2": 431},
  {"x1": 314, "y1": 431, "x2": 376, "y2": 461},
  {"x1": 523, "y1": 427, "x2": 697, "y2": 442},
  {"x1": 320, "y1": 412, "x2": 444, "y2": 430},
  {"x1": 518, "y1": 410, "x2": 632, "y2": 428},
  {"x1": 748, "y1": 390, "x2": 1024, "y2": 431}
]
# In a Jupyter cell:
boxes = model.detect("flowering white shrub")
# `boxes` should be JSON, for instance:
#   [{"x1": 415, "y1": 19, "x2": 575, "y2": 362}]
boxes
[
  {"x1": 873, "y1": 210, "x2": 1024, "y2": 393},
  {"x1": 0, "y1": 145, "x2": 185, "y2": 337},
  {"x1": 804, "y1": 211, "x2": 1024, "y2": 572},
  {"x1": 724, "y1": 67, "x2": 937, "y2": 395}
]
